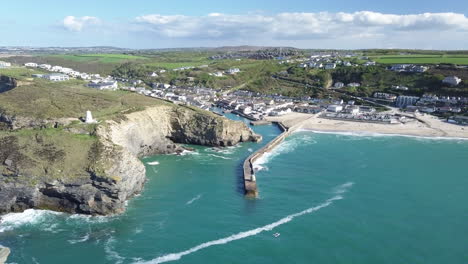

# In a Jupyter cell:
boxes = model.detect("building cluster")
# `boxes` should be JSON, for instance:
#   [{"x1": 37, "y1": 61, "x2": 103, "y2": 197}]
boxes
[
  {"x1": 122, "y1": 83, "x2": 218, "y2": 110},
  {"x1": 395, "y1": 94, "x2": 467, "y2": 114},
  {"x1": 0, "y1": 61, "x2": 11, "y2": 68},
  {"x1": 374, "y1": 92, "x2": 398, "y2": 101},
  {"x1": 321, "y1": 112, "x2": 401, "y2": 124},
  {"x1": 209, "y1": 68, "x2": 240, "y2": 77},
  {"x1": 332, "y1": 82, "x2": 361, "y2": 89},
  {"x1": 25, "y1": 62, "x2": 118, "y2": 90},
  {"x1": 389, "y1": 64, "x2": 429, "y2": 73}
]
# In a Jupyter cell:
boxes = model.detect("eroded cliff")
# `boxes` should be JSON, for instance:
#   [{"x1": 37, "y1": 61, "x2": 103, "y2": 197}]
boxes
[{"x1": 0, "y1": 105, "x2": 260, "y2": 215}]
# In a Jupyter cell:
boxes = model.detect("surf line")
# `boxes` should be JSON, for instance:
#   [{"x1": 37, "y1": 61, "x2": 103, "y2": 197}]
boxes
[
  {"x1": 134, "y1": 182, "x2": 353, "y2": 264},
  {"x1": 243, "y1": 121, "x2": 302, "y2": 197}
]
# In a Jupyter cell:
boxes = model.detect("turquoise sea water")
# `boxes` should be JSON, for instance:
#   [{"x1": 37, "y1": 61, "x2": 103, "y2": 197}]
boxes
[{"x1": 1, "y1": 113, "x2": 468, "y2": 264}]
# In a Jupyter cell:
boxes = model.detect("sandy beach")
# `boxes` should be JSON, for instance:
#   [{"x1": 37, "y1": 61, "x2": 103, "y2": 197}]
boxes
[{"x1": 265, "y1": 112, "x2": 468, "y2": 139}]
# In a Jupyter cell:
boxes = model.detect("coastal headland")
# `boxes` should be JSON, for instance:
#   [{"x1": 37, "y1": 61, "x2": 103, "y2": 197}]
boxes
[{"x1": 0, "y1": 75, "x2": 261, "y2": 215}]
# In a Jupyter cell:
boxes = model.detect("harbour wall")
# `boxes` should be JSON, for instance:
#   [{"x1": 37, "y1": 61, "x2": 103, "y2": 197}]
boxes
[{"x1": 243, "y1": 122, "x2": 290, "y2": 197}]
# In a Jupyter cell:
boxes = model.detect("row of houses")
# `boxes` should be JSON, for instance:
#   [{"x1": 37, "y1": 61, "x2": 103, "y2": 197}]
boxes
[
  {"x1": 389, "y1": 64, "x2": 429, "y2": 73},
  {"x1": 25, "y1": 62, "x2": 99, "y2": 80}
]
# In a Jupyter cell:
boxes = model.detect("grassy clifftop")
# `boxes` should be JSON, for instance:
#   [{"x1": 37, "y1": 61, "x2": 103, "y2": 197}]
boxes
[{"x1": 0, "y1": 68, "x2": 168, "y2": 120}]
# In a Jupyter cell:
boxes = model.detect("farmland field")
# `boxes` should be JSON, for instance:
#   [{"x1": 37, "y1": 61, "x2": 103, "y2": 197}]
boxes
[
  {"x1": 50, "y1": 54, "x2": 149, "y2": 63},
  {"x1": 371, "y1": 54, "x2": 468, "y2": 65}
]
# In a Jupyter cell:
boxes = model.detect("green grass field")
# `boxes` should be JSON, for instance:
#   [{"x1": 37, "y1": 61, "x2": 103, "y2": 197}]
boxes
[
  {"x1": 371, "y1": 55, "x2": 468, "y2": 65},
  {"x1": 50, "y1": 54, "x2": 149, "y2": 64}
]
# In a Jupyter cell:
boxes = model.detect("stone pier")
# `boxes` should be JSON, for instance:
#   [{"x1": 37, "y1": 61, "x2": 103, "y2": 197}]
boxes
[{"x1": 243, "y1": 122, "x2": 291, "y2": 197}]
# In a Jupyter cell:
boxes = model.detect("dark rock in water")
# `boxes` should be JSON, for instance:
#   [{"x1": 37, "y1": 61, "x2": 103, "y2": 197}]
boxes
[{"x1": 0, "y1": 247, "x2": 10, "y2": 264}]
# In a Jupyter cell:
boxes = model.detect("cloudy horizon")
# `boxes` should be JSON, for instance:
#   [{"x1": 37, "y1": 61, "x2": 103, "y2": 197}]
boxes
[{"x1": 1, "y1": 0, "x2": 468, "y2": 50}]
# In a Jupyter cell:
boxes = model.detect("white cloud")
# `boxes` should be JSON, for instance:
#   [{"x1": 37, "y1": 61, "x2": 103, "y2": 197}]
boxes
[
  {"x1": 62, "y1": 16, "x2": 100, "y2": 32},
  {"x1": 134, "y1": 11, "x2": 468, "y2": 41}
]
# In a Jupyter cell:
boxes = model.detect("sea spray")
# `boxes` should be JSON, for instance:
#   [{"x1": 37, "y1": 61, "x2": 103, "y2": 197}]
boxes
[{"x1": 135, "y1": 182, "x2": 354, "y2": 264}]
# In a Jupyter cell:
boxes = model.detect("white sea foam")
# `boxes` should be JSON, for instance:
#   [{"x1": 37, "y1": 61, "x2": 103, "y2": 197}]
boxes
[
  {"x1": 185, "y1": 194, "x2": 202, "y2": 205},
  {"x1": 253, "y1": 133, "x2": 316, "y2": 171},
  {"x1": 0, "y1": 209, "x2": 61, "y2": 233},
  {"x1": 105, "y1": 237, "x2": 125, "y2": 264},
  {"x1": 134, "y1": 183, "x2": 353, "y2": 264},
  {"x1": 147, "y1": 161, "x2": 160, "y2": 165},
  {"x1": 68, "y1": 233, "x2": 90, "y2": 244},
  {"x1": 247, "y1": 148, "x2": 253, "y2": 152},
  {"x1": 178, "y1": 150, "x2": 199, "y2": 156},
  {"x1": 333, "y1": 182, "x2": 355, "y2": 194},
  {"x1": 67, "y1": 213, "x2": 112, "y2": 224},
  {"x1": 207, "y1": 154, "x2": 232, "y2": 160}
]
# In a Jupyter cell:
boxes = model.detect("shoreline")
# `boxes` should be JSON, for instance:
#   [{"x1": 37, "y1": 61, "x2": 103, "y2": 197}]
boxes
[
  {"x1": 243, "y1": 111, "x2": 467, "y2": 197},
  {"x1": 295, "y1": 128, "x2": 468, "y2": 140},
  {"x1": 265, "y1": 112, "x2": 468, "y2": 140}
]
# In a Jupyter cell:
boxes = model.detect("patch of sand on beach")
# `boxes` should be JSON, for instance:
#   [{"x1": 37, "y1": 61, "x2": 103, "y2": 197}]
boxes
[{"x1": 266, "y1": 112, "x2": 468, "y2": 139}]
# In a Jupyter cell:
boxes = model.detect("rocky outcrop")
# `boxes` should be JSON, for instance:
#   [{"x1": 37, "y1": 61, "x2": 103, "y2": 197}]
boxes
[
  {"x1": 0, "y1": 105, "x2": 261, "y2": 215},
  {"x1": 0, "y1": 76, "x2": 16, "y2": 93},
  {"x1": 0, "y1": 112, "x2": 75, "y2": 130},
  {"x1": 0, "y1": 247, "x2": 9, "y2": 264}
]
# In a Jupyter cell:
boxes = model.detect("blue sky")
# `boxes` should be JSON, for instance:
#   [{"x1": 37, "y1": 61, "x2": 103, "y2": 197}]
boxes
[{"x1": 2, "y1": 0, "x2": 468, "y2": 49}]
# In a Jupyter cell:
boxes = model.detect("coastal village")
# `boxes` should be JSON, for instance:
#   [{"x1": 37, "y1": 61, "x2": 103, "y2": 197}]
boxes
[{"x1": 2, "y1": 53, "x2": 464, "y2": 127}]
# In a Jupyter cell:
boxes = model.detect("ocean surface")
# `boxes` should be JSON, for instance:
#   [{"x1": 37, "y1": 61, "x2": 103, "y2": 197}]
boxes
[{"x1": 1, "y1": 113, "x2": 468, "y2": 264}]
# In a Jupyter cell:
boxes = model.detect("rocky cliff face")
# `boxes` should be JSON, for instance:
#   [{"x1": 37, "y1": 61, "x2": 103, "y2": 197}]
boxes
[{"x1": 0, "y1": 105, "x2": 260, "y2": 215}]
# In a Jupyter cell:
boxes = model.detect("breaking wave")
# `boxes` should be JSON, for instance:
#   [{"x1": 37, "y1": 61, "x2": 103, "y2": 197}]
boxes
[
  {"x1": 186, "y1": 194, "x2": 203, "y2": 205},
  {"x1": 147, "y1": 161, "x2": 160, "y2": 165},
  {"x1": 134, "y1": 182, "x2": 353, "y2": 264},
  {"x1": 0, "y1": 209, "x2": 61, "y2": 233},
  {"x1": 207, "y1": 154, "x2": 232, "y2": 160},
  {"x1": 253, "y1": 133, "x2": 316, "y2": 171}
]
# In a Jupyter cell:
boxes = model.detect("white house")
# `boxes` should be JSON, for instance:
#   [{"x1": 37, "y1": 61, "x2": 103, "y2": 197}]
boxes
[
  {"x1": 39, "y1": 64, "x2": 52, "y2": 70},
  {"x1": 348, "y1": 82, "x2": 361, "y2": 87},
  {"x1": 24, "y1": 62, "x2": 38, "y2": 67},
  {"x1": 88, "y1": 81, "x2": 118, "y2": 91},
  {"x1": 43, "y1": 73, "x2": 69, "y2": 82},
  {"x1": 345, "y1": 106, "x2": 360, "y2": 115},
  {"x1": 324, "y1": 63, "x2": 336, "y2": 70},
  {"x1": 150, "y1": 72, "x2": 159, "y2": 77},
  {"x1": 334, "y1": 82, "x2": 345, "y2": 89},
  {"x1": 442, "y1": 76, "x2": 462, "y2": 86},
  {"x1": 0, "y1": 61, "x2": 11, "y2": 68},
  {"x1": 226, "y1": 68, "x2": 240, "y2": 74},
  {"x1": 51, "y1": 66, "x2": 63, "y2": 72},
  {"x1": 327, "y1": 105, "x2": 343, "y2": 112}
]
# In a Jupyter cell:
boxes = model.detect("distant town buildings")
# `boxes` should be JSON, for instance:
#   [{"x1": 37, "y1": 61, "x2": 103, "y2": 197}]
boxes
[{"x1": 390, "y1": 64, "x2": 428, "y2": 73}]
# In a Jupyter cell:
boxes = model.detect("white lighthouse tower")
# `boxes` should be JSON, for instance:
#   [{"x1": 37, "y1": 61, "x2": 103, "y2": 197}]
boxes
[{"x1": 85, "y1": 110, "x2": 96, "y2": 124}]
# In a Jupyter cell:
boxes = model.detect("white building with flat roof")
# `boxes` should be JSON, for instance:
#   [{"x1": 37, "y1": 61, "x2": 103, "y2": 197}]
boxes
[
  {"x1": 87, "y1": 81, "x2": 118, "y2": 91},
  {"x1": 327, "y1": 105, "x2": 343, "y2": 112},
  {"x1": 43, "y1": 73, "x2": 69, "y2": 82}
]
